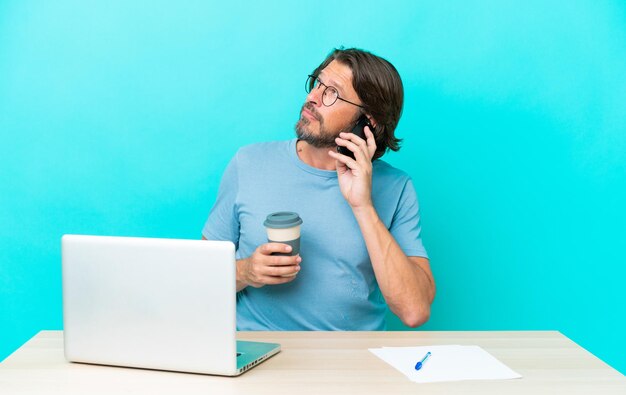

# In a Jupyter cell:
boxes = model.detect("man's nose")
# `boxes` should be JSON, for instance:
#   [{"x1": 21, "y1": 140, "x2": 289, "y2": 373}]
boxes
[{"x1": 306, "y1": 86, "x2": 323, "y2": 107}]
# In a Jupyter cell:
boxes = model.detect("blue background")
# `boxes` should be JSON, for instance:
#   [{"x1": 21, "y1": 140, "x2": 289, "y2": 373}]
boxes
[{"x1": 1, "y1": 1, "x2": 625, "y2": 374}]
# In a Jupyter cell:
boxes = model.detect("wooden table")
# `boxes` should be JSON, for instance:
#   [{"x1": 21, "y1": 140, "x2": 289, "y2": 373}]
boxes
[{"x1": 1, "y1": 331, "x2": 624, "y2": 394}]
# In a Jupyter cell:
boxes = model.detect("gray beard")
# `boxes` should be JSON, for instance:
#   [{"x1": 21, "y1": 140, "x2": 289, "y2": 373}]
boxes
[{"x1": 295, "y1": 114, "x2": 358, "y2": 149}]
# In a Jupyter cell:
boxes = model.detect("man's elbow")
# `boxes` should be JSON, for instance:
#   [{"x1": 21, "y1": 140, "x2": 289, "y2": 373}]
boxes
[{"x1": 399, "y1": 307, "x2": 431, "y2": 328}]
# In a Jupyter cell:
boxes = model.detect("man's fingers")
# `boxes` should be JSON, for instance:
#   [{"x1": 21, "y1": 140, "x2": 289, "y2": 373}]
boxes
[
  {"x1": 339, "y1": 130, "x2": 370, "y2": 149},
  {"x1": 247, "y1": 244, "x2": 302, "y2": 287},
  {"x1": 328, "y1": 148, "x2": 358, "y2": 169},
  {"x1": 262, "y1": 254, "x2": 301, "y2": 266},
  {"x1": 258, "y1": 270, "x2": 300, "y2": 284},
  {"x1": 335, "y1": 136, "x2": 366, "y2": 162},
  {"x1": 265, "y1": 264, "x2": 301, "y2": 277},
  {"x1": 261, "y1": 242, "x2": 293, "y2": 255},
  {"x1": 364, "y1": 126, "x2": 377, "y2": 159}
]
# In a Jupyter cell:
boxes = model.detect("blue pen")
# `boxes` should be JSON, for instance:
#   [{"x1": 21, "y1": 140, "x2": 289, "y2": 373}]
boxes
[{"x1": 414, "y1": 351, "x2": 431, "y2": 371}]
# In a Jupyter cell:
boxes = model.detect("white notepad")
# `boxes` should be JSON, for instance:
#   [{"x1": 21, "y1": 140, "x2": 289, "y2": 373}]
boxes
[{"x1": 369, "y1": 345, "x2": 522, "y2": 383}]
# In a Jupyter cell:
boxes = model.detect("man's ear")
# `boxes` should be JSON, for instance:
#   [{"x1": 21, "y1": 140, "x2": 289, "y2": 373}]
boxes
[{"x1": 365, "y1": 114, "x2": 377, "y2": 130}]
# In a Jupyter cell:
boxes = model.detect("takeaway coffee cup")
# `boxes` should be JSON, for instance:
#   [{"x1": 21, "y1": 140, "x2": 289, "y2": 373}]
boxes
[{"x1": 263, "y1": 212, "x2": 303, "y2": 257}]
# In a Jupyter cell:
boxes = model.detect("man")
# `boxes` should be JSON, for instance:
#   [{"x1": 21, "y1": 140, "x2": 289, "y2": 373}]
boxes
[{"x1": 202, "y1": 48, "x2": 435, "y2": 330}]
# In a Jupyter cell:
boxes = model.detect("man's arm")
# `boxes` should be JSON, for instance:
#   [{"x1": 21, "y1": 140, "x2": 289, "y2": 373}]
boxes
[
  {"x1": 352, "y1": 206, "x2": 435, "y2": 327},
  {"x1": 201, "y1": 152, "x2": 301, "y2": 292},
  {"x1": 330, "y1": 127, "x2": 436, "y2": 328}
]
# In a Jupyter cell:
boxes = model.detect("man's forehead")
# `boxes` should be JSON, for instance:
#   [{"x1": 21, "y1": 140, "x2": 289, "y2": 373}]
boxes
[{"x1": 319, "y1": 60, "x2": 354, "y2": 92}]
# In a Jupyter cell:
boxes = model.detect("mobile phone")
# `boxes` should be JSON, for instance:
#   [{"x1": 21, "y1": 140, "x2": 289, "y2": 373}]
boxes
[{"x1": 336, "y1": 115, "x2": 373, "y2": 160}]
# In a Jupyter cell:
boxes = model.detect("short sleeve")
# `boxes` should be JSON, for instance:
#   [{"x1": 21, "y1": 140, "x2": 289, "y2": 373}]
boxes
[
  {"x1": 201, "y1": 153, "x2": 240, "y2": 247},
  {"x1": 389, "y1": 178, "x2": 429, "y2": 259}
]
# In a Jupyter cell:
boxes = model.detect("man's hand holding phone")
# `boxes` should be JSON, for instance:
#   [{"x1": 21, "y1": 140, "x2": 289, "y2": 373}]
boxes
[
  {"x1": 336, "y1": 115, "x2": 372, "y2": 160},
  {"x1": 328, "y1": 119, "x2": 377, "y2": 210}
]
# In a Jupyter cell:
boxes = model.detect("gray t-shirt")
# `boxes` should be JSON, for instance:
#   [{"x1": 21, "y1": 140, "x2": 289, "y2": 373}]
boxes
[{"x1": 202, "y1": 138, "x2": 428, "y2": 330}]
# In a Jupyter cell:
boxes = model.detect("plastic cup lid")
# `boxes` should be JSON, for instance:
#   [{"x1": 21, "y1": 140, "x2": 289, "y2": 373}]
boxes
[{"x1": 263, "y1": 211, "x2": 303, "y2": 229}]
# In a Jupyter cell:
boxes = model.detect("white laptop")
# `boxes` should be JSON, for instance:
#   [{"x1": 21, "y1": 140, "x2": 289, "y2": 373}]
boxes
[{"x1": 61, "y1": 234, "x2": 280, "y2": 376}]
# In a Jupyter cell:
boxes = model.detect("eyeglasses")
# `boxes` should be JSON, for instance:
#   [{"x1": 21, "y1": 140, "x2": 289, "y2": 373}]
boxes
[{"x1": 305, "y1": 75, "x2": 366, "y2": 109}]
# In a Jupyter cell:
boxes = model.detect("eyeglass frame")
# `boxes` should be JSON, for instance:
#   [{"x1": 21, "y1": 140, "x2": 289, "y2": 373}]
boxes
[{"x1": 305, "y1": 74, "x2": 366, "y2": 109}]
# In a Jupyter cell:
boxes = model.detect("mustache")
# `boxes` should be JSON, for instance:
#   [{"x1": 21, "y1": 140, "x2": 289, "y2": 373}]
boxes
[{"x1": 302, "y1": 102, "x2": 321, "y2": 121}]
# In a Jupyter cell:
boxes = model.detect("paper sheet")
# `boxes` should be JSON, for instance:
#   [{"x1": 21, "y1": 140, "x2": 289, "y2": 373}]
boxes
[{"x1": 369, "y1": 345, "x2": 522, "y2": 383}]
